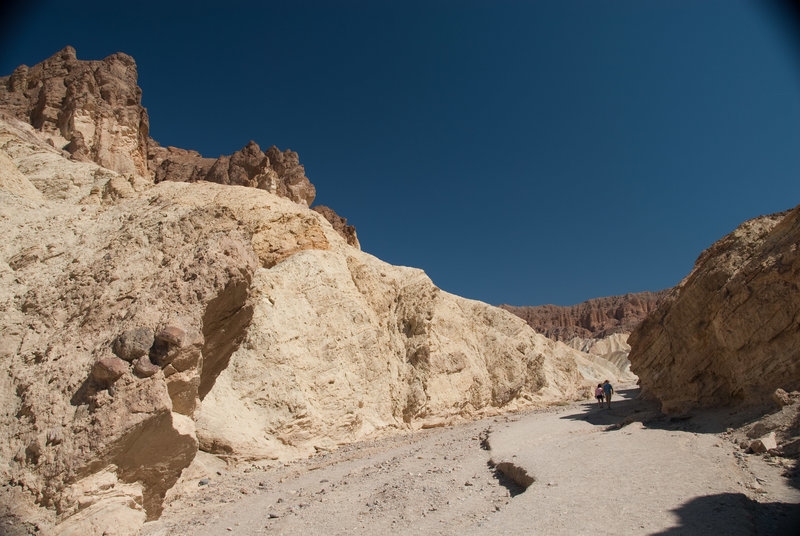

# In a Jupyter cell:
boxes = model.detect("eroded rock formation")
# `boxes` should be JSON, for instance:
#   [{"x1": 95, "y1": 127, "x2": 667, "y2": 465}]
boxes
[
  {"x1": 148, "y1": 140, "x2": 317, "y2": 207},
  {"x1": 0, "y1": 46, "x2": 149, "y2": 177},
  {"x1": 500, "y1": 291, "x2": 669, "y2": 341},
  {"x1": 0, "y1": 109, "x2": 606, "y2": 534},
  {"x1": 0, "y1": 47, "x2": 318, "y2": 208},
  {"x1": 628, "y1": 208, "x2": 800, "y2": 413}
]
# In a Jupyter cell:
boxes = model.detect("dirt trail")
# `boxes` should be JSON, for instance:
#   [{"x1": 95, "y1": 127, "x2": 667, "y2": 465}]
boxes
[{"x1": 143, "y1": 387, "x2": 800, "y2": 535}]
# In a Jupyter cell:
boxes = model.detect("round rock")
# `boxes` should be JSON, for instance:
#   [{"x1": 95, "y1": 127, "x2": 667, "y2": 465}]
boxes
[
  {"x1": 91, "y1": 356, "x2": 129, "y2": 385},
  {"x1": 156, "y1": 326, "x2": 186, "y2": 347},
  {"x1": 134, "y1": 356, "x2": 160, "y2": 378},
  {"x1": 112, "y1": 327, "x2": 154, "y2": 361}
]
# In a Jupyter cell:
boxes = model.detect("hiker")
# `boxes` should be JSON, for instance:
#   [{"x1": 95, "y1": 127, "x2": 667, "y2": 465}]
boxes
[
  {"x1": 602, "y1": 380, "x2": 614, "y2": 408},
  {"x1": 594, "y1": 384, "x2": 605, "y2": 407}
]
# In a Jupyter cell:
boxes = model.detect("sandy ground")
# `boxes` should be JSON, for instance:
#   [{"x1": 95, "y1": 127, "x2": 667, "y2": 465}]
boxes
[{"x1": 143, "y1": 387, "x2": 800, "y2": 535}]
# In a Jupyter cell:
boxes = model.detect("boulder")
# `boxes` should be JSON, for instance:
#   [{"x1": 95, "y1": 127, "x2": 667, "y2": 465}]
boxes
[
  {"x1": 155, "y1": 326, "x2": 186, "y2": 347},
  {"x1": 312, "y1": 205, "x2": 360, "y2": 249},
  {"x1": 91, "y1": 356, "x2": 129, "y2": 385},
  {"x1": 133, "y1": 356, "x2": 160, "y2": 378},
  {"x1": 750, "y1": 432, "x2": 778, "y2": 454},
  {"x1": 112, "y1": 328, "x2": 154, "y2": 362}
]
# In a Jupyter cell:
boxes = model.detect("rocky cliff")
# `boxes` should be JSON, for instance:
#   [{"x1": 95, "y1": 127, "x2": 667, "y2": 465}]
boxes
[
  {"x1": 0, "y1": 46, "x2": 150, "y2": 177},
  {"x1": 0, "y1": 46, "x2": 317, "y2": 207},
  {"x1": 0, "y1": 50, "x2": 620, "y2": 535},
  {"x1": 628, "y1": 208, "x2": 800, "y2": 413},
  {"x1": 500, "y1": 291, "x2": 669, "y2": 341}
]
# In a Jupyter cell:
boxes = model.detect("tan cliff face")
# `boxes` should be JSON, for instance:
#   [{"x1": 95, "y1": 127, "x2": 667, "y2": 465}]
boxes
[
  {"x1": 628, "y1": 208, "x2": 800, "y2": 413},
  {"x1": 0, "y1": 107, "x2": 610, "y2": 533}
]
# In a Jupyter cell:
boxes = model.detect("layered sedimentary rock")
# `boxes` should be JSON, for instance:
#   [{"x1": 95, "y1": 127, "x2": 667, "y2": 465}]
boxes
[
  {"x1": 628, "y1": 209, "x2": 800, "y2": 413},
  {"x1": 500, "y1": 291, "x2": 669, "y2": 341},
  {"x1": 0, "y1": 114, "x2": 597, "y2": 534}
]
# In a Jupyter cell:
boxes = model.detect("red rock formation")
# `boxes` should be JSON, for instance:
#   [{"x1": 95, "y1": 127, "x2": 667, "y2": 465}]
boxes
[
  {"x1": 500, "y1": 291, "x2": 669, "y2": 341},
  {"x1": 150, "y1": 140, "x2": 317, "y2": 206},
  {"x1": 628, "y1": 208, "x2": 800, "y2": 413},
  {"x1": 312, "y1": 205, "x2": 360, "y2": 248},
  {"x1": 0, "y1": 47, "x2": 318, "y2": 207},
  {"x1": 0, "y1": 46, "x2": 150, "y2": 176}
]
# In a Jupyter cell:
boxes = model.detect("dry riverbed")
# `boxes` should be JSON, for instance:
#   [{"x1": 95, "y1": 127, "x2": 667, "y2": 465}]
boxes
[{"x1": 143, "y1": 387, "x2": 800, "y2": 535}]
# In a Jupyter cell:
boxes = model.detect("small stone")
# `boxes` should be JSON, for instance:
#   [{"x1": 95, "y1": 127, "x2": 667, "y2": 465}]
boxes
[
  {"x1": 112, "y1": 327, "x2": 154, "y2": 361},
  {"x1": 91, "y1": 356, "x2": 129, "y2": 385},
  {"x1": 45, "y1": 428, "x2": 63, "y2": 446},
  {"x1": 134, "y1": 356, "x2": 160, "y2": 377},
  {"x1": 750, "y1": 432, "x2": 778, "y2": 454},
  {"x1": 156, "y1": 325, "x2": 186, "y2": 347},
  {"x1": 199, "y1": 478, "x2": 209, "y2": 486},
  {"x1": 464, "y1": 481, "x2": 473, "y2": 486},
  {"x1": 772, "y1": 388, "x2": 791, "y2": 408}
]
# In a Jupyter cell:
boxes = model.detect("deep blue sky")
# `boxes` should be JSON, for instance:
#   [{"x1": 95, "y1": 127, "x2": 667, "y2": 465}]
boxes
[{"x1": 2, "y1": 1, "x2": 799, "y2": 306}]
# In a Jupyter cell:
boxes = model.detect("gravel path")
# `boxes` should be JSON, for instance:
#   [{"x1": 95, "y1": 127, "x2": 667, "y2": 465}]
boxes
[{"x1": 143, "y1": 387, "x2": 800, "y2": 535}]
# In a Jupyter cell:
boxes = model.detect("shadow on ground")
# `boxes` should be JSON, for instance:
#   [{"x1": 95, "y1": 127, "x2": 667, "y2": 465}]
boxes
[
  {"x1": 561, "y1": 387, "x2": 800, "y2": 494},
  {"x1": 651, "y1": 492, "x2": 800, "y2": 535},
  {"x1": 561, "y1": 387, "x2": 772, "y2": 435}
]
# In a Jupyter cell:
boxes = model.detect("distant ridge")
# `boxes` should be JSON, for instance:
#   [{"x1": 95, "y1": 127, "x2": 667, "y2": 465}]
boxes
[{"x1": 499, "y1": 290, "x2": 671, "y2": 341}]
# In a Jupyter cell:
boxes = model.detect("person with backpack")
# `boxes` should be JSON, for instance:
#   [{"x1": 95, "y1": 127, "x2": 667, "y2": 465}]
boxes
[{"x1": 602, "y1": 380, "x2": 614, "y2": 408}]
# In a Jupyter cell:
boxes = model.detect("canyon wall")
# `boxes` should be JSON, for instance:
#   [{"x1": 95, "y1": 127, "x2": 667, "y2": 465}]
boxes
[
  {"x1": 0, "y1": 49, "x2": 619, "y2": 534},
  {"x1": 628, "y1": 209, "x2": 800, "y2": 413}
]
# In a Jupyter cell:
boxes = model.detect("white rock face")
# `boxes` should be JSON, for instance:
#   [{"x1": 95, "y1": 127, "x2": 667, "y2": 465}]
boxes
[
  {"x1": 196, "y1": 248, "x2": 592, "y2": 458},
  {"x1": 0, "y1": 116, "x2": 601, "y2": 533},
  {"x1": 567, "y1": 333, "x2": 637, "y2": 383}
]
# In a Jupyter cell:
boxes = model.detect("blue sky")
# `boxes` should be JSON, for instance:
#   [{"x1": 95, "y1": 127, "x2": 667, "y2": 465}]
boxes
[{"x1": 2, "y1": 1, "x2": 799, "y2": 306}]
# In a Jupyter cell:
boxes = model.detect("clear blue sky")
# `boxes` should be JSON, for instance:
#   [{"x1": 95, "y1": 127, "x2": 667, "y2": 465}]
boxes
[{"x1": 2, "y1": 1, "x2": 799, "y2": 306}]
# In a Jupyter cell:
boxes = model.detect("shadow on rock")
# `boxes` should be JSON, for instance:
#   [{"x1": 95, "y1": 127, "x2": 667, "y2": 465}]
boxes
[{"x1": 651, "y1": 492, "x2": 800, "y2": 535}]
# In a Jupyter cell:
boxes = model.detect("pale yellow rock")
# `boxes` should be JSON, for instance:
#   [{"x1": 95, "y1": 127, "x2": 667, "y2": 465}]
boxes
[
  {"x1": 0, "y1": 148, "x2": 44, "y2": 201},
  {"x1": 0, "y1": 117, "x2": 605, "y2": 530},
  {"x1": 51, "y1": 496, "x2": 146, "y2": 536}
]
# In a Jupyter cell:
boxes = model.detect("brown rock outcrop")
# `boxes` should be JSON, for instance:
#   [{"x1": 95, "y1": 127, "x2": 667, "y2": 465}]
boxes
[
  {"x1": 148, "y1": 140, "x2": 317, "y2": 207},
  {"x1": 628, "y1": 208, "x2": 800, "y2": 413},
  {"x1": 0, "y1": 47, "x2": 317, "y2": 208},
  {"x1": 312, "y1": 205, "x2": 360, "y2": 248},
  {"x1": 500, "y1": 291, "x2": 669, "y2": 341},
  {"x1": 0, "y1": 46, "x2": 150, "y2": 177}
]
